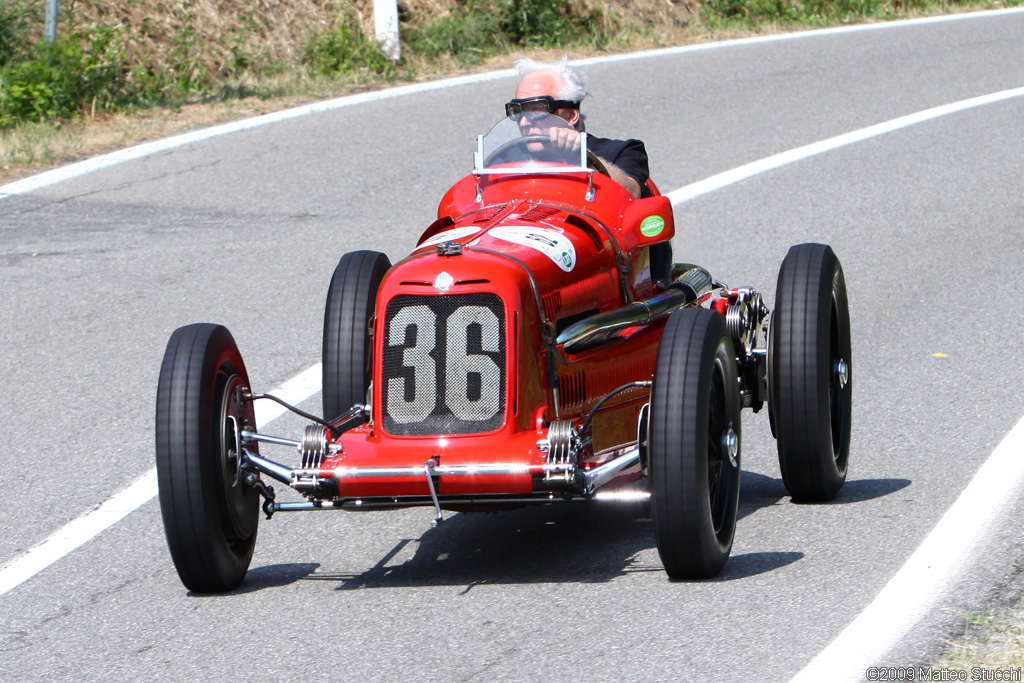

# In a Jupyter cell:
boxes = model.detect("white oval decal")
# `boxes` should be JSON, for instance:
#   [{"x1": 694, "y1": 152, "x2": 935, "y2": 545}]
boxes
[{"x1": 488, "y1": 225, "x2": 576, "y2": 272}]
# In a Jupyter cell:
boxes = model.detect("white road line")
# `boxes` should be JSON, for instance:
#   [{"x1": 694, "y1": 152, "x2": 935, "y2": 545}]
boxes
[
  {"x1": 0, "y1": 470, "x2": 159, "y2": 598},
  {"x1": 0, "y1": 363, "x2": 323, "y2": 598},
  {"x1": 790, "y1": 415, "x2": 1024, "y2": 682},
  {"x1": 572, "y1": 8, "x2": 1024, "y2": 69},
  {"x1": 667, "y1": 86, "x2": 1024, "y2": 204},
  {"x1": 0, "y1": 8, "x2": 1020, "y2": 201}
]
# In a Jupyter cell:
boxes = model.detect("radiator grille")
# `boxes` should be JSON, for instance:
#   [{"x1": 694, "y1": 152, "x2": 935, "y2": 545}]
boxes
[{"x1": 382, "y1": 293, "x2": 506, "y2": 436}]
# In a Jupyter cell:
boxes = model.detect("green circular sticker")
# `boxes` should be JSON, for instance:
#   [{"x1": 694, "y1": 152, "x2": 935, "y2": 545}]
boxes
[{"x1": 640, "y1": 215, "x2": 665, "y2": 238}]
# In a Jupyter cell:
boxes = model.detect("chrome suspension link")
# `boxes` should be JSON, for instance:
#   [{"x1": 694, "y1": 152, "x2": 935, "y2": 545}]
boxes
[{"x1": 425, "y1": 458, "x2": 444, "y2": 527}]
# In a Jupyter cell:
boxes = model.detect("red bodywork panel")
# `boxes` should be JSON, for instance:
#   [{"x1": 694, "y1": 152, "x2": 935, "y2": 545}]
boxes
[{"x1": 322, "y1": 167, "x2": 675, "y2": 501}]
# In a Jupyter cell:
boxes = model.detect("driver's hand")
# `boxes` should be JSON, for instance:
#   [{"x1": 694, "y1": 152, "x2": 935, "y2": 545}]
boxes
[{"x1": 547, "y1": 126, "x2": 581, "y2": 152}]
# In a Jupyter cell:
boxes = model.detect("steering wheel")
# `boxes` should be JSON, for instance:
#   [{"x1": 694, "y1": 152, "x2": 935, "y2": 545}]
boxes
[
  {"x1": 483, "y1": 135, "x2": 553, "y2": 166},
  {"x1": 483, "y1": 136, "x2": 613, "y2": 179},
  {"x1": 586, "y1": 150, "x2": 610, "y2": 176}
]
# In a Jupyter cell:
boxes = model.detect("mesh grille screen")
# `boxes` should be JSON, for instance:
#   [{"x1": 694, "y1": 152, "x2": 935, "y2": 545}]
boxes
[{"x1": 382, "y1": 293, "x2": 506, "y2": 436}]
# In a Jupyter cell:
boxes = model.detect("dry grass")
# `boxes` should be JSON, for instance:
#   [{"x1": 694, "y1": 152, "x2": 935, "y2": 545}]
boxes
[
  {"x1": 74, "y1": 0, "x2": 366, "y2": 76},
  {"x1": 66, "y1": 0, "x2": 697, "y2": 79},
  {"x1": 936, "y1": 603, "x2": 1024, "y2": 672}
]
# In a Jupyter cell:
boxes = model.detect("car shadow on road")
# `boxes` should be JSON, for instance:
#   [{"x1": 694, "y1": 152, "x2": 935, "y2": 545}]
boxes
[
  {"x1": 740, "y1": 471, "x2": 912, "y2": 508},
  {"x1": 225, "y1": 563, "x2": 321, "y2": 594},
  {"x1": 325, "y1": 500, "x2": 660, "y2": 591},
  {"x1": 712, "y1": 551, "x2": 804, "y2": 581},
  {"x1": 311, "y1": 471, "x2": 804, "y2": 591},
  {"x1": 187, "y1": 563, "x2": 322, "y2": 596},
  {"x1": 829, "y1": 478, "x2": 912, "y2": 503},
  {"x1": 738, "y1": 471, "x2": 788, "y2": 519},
  {"x1": 251, "y1": 474, "x2": 908, "y2": 592}
]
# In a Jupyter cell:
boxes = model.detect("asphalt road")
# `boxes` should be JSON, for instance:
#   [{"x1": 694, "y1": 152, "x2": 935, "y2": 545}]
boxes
[{"x1": 1, "y1": 11, "x2": 1023, "y2": 681}]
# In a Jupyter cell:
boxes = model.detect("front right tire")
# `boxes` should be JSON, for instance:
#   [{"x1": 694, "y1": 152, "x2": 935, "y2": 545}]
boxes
[
  {"x1": 649, "y1": 308, "x2": 742, "y2": 580},
  {"x1": 156, "y1": 323, "x2": 259, "y2": 593}
]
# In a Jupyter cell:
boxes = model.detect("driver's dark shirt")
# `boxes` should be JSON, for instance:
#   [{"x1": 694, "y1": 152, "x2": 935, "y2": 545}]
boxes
[{"x1": 588, "y1": 136, "x2": 651, "y2": 196}]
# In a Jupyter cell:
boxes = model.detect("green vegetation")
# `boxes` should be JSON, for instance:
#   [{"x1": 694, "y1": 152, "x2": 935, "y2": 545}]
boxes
[
  {"x1": 937, "y1": 606, "x2": 1024, "y2": 671},
  {"x1": 0, "y1": 0, "x2": 1017, "y2": 132},
  {"x1": 0, "y1": 28, "x2": 126, "y2": 128},
  {"x1": 0, "y1": 0, "x2": 626, "y2": 130},
  {"x1": 305, "y1": 10, "x2": 397, "y2": 76},
  {"x1": 702, "y1": 0, "x2": 951, "y2": 29}
]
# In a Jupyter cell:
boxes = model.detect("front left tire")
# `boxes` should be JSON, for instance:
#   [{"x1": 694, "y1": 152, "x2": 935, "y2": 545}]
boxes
[{"x1": 322, "y1": 250, "x2": 391, "y2": 424}]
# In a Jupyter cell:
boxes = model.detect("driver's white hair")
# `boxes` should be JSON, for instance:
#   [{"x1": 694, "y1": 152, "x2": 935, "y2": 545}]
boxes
[{"x1": 514, "y1": 56, "x2": 589, "y2": 103}]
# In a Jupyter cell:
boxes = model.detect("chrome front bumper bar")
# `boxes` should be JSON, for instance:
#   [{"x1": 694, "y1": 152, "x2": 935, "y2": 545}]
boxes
[
  {"x1": 243, "y1": 444, "x2": 641, "y2": 523},
  {"x1": 248, "y1": 447, "x2": 639, "y2": 487},
  {"x1": 245, "y1": 450, "x2": 576, "y2": 483}
]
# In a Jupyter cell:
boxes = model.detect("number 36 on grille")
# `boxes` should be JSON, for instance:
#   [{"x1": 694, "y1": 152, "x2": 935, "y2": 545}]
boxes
[{"x1": 382, "y1": 293, "x2": 506, "y2": 436}]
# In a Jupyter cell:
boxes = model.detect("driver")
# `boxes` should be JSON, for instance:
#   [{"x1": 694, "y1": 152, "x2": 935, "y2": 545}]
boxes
[
  {"x1": 509, "y1": 57, "x2": 672, "y2": 287},
  {"x1": 509, "y1": 57, "x2": 650, "y2": 199}
]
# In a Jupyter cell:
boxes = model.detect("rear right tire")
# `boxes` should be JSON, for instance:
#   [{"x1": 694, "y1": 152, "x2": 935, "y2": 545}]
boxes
[{"x1": 769, "y1": 243, "x2": 852, "y2": 502}]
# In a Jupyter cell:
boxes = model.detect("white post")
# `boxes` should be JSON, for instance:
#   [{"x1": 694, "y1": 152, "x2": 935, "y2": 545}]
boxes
[
  {"x1": 44, "y1": 0, "x2": 58, "y2": 43},
  {"x1": 373, "y1": 0, "x2": 401, "y2": 62}
]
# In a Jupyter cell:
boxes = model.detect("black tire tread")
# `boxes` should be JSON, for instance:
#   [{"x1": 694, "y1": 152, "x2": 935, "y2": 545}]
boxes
[
  {"x1": 156, "y1": 323, "x2": 257, "y2": 593},
  {"x1": 771, "y1": 243, "x2": 851, "y2": 502},
  {"x1": 650, "y1": 308, "x2": 741, "y2": 579},
  {"x1": 322, "y1": 250, "x2": 391, "y2": 423}
]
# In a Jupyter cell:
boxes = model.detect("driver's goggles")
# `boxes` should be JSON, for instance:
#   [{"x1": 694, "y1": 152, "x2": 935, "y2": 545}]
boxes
[{"x1": 505, "y1": 96, "x2": 579, "y2": 117}]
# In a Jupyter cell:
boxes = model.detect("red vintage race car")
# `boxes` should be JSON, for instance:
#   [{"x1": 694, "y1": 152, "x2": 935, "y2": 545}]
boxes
[{"x1": 155, "y1": 114, "x2": 852, "y2": 592}]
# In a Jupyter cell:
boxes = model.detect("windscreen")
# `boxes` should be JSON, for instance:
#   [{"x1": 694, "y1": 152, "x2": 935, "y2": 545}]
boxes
[{"x1": 475, "y1": 114, "x2": 589, "y2": 174}]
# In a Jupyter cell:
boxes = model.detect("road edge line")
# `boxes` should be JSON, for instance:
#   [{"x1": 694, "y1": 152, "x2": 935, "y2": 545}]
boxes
[
  {"x1": 666, "y1": 86, "x2": 1024, "y2": 204},
  {"x1": 790, "y1": 414, "x2": 1024, "y2": 681}
]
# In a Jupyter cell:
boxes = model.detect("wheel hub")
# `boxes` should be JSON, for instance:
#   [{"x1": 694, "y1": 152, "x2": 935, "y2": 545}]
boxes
[
  {"x1": 834, "y1": 359, "x2": 850, "y2": 389},
  {"x1": 220, "y1": 374, "x2": 259, "y2": 539},
  {"x1": 721, "y1": 427, "x2": 739, "y2": 468}
]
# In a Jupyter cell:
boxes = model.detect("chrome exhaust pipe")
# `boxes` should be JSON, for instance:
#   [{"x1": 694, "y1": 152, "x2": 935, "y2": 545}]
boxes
[{"x1": 557, "y1": 264, "x2": 715, "y2": 353}]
